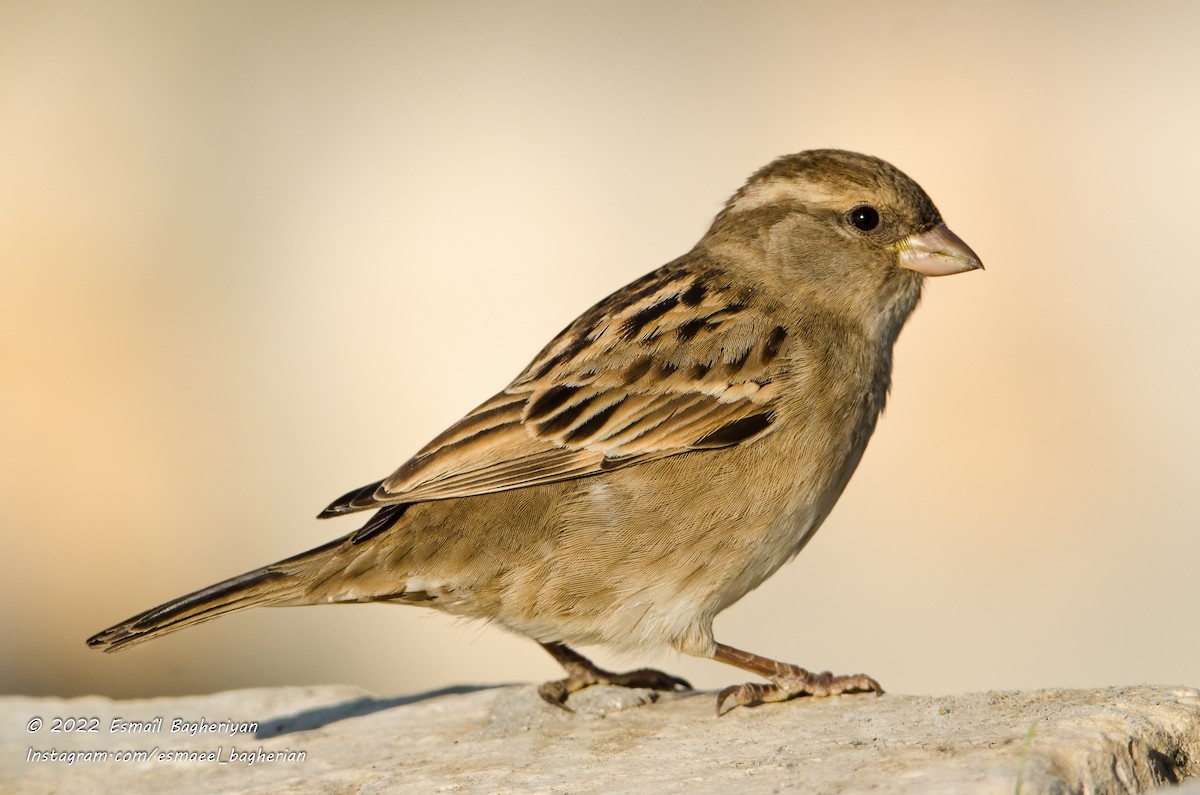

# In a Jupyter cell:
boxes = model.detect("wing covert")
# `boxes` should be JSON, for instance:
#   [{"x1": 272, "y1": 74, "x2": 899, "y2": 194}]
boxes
[{"x1": 320, "y1": 262, "x2": 795, "y2": 516}]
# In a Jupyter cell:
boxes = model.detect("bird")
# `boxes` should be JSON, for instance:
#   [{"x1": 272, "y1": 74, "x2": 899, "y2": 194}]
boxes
[{"x1": 88, "y1": 149, "x2": 982, "y2": 715}]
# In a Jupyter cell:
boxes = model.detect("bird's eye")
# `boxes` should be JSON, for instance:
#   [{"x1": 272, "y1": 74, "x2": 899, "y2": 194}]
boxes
[{"x1": 849, "y1": 205, "x2": 880, "y2": 232}]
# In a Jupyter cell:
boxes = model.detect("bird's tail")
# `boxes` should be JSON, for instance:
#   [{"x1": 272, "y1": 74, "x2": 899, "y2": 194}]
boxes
[{"x1": 87, "y1": 532, "x2": 368, "y2": 653}]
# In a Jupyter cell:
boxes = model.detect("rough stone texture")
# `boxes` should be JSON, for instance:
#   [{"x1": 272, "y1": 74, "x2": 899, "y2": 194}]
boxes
[{"x1": 2, "y1": 684, "x2": 1198, "y2": 793}]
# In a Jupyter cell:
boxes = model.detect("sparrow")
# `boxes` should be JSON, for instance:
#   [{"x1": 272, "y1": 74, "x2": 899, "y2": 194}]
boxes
[{"x1": 88, "y1": 149, "x2": 982, "y2": 715}]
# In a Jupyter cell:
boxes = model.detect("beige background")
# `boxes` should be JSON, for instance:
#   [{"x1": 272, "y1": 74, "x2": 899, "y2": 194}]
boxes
[{"x1": 2, "y1": 1, "x2": 1197, "y2": 701}]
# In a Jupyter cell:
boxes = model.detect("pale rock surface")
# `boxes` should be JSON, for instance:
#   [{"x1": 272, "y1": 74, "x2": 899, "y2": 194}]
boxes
[{"x1": 2, "y1": 684, "x2": 1198, "y2": 793}]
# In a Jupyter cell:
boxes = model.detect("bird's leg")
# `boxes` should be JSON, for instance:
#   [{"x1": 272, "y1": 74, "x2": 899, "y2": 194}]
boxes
[
  {"x1": 536, "y1": 641, "x2": 692, "y2": 711},
  {"x1": 713, "y1": 642, "x2": 882, "y2": 716}
]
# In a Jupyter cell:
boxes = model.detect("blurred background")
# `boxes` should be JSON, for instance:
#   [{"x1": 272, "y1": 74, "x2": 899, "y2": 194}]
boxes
[{"x1": 2, "y1": 1, "x2": 1198, "y2": 701}]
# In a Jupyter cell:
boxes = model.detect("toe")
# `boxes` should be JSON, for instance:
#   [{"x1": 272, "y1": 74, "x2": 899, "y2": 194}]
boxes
[
  {"x1": 824, "y1": 673, "x2": 883, "y2": 696},
  {"x1": 610, "y1": 667, "x2": 692, "y2": 692},
  {"x1": 715, "y1": 684, "x2": 742, "y2": 717},
  {"x1": 645, "y1": 669, "x2": 692, "y2": 692},
  {"x1": 537, "y1": 680, "x2": 575, "y2": 712}
]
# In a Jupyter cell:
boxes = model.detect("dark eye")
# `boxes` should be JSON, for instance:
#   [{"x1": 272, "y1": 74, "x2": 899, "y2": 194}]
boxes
[{"x1": 849, "y1": 205, "x2": 880, "y2": 232}]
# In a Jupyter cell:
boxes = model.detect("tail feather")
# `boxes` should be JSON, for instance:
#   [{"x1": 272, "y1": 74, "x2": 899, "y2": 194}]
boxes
[{"x1": 87, "y1": 536, "x2": 348, "y2": 653}]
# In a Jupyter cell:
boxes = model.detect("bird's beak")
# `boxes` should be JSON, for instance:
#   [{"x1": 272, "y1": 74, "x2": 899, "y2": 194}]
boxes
[{"x1": 891, "y1": 223, "x2": 983, "y2": 276}]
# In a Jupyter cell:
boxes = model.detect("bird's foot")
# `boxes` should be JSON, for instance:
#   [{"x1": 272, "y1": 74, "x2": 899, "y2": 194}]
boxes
[
  {"x1": 538, "y1": 641, "x2": 692, "y2": 711},
  {"x1": 712, "y1": 641, "x2": 882, "y2": 716},
  {"x1": 715, "y1": 668, "x2": 881, "y2": 715}
]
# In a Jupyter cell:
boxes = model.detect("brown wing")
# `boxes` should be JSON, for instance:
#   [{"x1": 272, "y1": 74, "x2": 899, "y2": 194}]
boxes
[{"x1": 319, "y1": 262, "x2": 794, "y2": 517}]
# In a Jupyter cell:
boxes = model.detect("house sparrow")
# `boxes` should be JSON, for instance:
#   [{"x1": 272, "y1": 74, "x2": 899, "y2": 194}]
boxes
[{"x1": 88, "y1": 149, "x2": 981, "y2": 715}]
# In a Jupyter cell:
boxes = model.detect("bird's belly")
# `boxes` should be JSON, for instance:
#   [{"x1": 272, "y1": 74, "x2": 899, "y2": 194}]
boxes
[{"x1": 477, "y1": 446, "x2": 837, "y2": 657}]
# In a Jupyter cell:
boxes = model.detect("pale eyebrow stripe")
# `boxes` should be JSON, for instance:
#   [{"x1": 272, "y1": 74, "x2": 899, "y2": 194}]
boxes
[{"x1": 725, "y1": 177, "x2": 838, "y2": 215}]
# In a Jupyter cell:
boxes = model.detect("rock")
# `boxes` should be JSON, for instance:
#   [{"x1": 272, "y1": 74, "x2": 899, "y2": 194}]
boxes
[{"x1": 2, "y1": 684, "x2": 1197, "y2": 793}]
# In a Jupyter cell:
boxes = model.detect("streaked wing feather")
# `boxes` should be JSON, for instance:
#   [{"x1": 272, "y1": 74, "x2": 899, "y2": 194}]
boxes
[{"x1": 320, "y1": 261, "x2": 794, "y2": 515}]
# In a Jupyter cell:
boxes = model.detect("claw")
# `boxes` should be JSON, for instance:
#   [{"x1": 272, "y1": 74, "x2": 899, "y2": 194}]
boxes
[{"x1": 716, "y1": 685, "x2": 739, "y2": 717}]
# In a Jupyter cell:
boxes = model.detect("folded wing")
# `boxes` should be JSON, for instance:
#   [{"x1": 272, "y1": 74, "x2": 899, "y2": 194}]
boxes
[{"x1": 320, "y1": 261, "x2": 794, "y2": 516}]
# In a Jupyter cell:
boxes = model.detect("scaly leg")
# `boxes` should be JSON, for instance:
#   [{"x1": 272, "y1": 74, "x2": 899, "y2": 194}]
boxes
[
  {"x1": 713, "y1": 642, "x2": 882, "y2": 716},
  {"x1": 537, "y1": 641, "x2": 692, "y2": 711}
]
